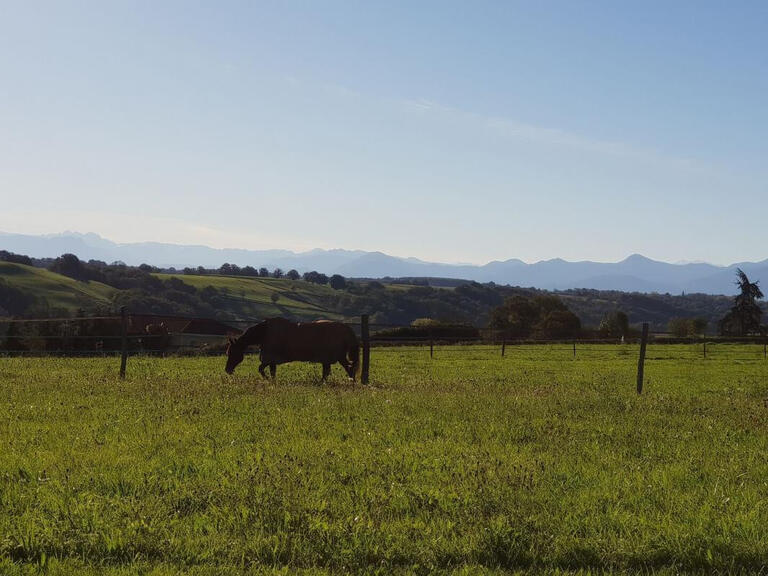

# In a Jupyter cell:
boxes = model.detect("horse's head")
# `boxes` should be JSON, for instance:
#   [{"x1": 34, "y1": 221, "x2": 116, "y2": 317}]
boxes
[
  {"x1": 225, "y1": 323, "x2": 266, "y2": 374},
  {"x1": 225, "y1": 336, "x2": 245, "y2": 374}
]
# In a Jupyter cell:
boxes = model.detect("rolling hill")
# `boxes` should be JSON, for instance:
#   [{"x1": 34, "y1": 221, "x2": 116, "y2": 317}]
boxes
[
  {"x1": 153, "y1": 273, "x2": 344, "y2": 321},
  {"x1": 0, "y1": 261, "x2": 115, "y2": 315},
  {"x1": 0, "y1": 261, "x2": 347, "y2": 322},
  {"x1": 0, "y1": 260, "x2": 760, "y2": 333}
]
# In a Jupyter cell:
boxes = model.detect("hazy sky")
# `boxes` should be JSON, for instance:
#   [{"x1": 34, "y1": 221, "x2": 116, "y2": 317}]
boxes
[{"x1": 1, "y1": 1, "x2": 767, "y2": 265}]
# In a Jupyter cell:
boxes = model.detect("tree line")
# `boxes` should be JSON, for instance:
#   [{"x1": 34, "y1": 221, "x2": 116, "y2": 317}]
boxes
[
  {"x1": 1, "y1": 251, "x2": 765, "y2": 336},
  {"x1": 183, "y1": 263, "x2": 347, "y2": 289}
]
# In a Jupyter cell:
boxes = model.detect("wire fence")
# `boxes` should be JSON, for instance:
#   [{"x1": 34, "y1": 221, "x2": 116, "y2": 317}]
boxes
[
  {"x1": 1, "y1": 313, "x2": 766, "y2": 380},
  {"x1": 399, "y1": 342, "x2": 768, "y2": 362}
]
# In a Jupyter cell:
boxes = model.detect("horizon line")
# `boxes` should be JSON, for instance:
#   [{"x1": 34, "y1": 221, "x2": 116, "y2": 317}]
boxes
[{"x1": 1, "y1": 230, "x2": 762, "y2": 269}]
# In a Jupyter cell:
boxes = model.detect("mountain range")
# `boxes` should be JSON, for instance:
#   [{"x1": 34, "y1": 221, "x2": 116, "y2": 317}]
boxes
[{"x1": 2, "y1": 231, "x2": 766, "y2": 296}]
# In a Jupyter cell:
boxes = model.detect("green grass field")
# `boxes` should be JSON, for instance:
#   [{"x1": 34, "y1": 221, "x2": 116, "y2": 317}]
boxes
[
  {"x1": 154, "y1": 274, "x2": 344, "y2": 321},
  {"x1": 1, "y1": 345, "x2": 767, "y2": 574},
  {"x1": 0, "y1": 262, "x2": 115, "y2": 313}
]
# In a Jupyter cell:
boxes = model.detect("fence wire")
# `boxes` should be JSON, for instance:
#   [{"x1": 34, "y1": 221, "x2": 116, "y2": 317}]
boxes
[{"x1": 1, "y1": 314, "x2": 766, "y2": 363}]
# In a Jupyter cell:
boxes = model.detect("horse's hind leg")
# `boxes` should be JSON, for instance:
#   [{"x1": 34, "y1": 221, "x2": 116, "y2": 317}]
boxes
[
  {"x1": 269, "y1": 363, "x2": 276, "y2": 380},
  {"x1": 258, "y1": 362, "x2": 269, "y2": 379},
  {"x1": 321, "y1": 363, "x2": 331, "y2": 382}
]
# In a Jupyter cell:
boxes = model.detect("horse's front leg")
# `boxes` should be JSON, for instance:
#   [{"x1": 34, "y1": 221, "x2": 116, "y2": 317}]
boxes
[
  {"x1": 321, "y1": 363, "x2": 331, "y2": 382},
  {"x1": 258, "y1": 362, "x2": 269, "y2": 379},
  {"x1": 269, "y1": 363, "x2": 276, "y2": 380}
]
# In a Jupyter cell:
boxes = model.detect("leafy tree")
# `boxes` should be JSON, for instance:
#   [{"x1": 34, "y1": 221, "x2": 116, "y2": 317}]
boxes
[
  {"x1": 454, "y1": 282, "x2": 503, "y2": 306},
  {"x1": 50, "y1": 253, "x2": 88, "y2": 280},
  {"x1": 200, "y1": 285, "x2": 221, "y2": 304},
  {"x1": 0, "y1": 279, "x2": 37, "y2": 315},
  {"x1": 599, "y1": 310, "x2": 629, "y2": 338},
  {"x1": 535, "y1": 309, "x2": 581, "y2": 338},
  {"x1": 164, "y1": 277, "x2": 196, "y2": 294},
  {"x1": 286, "y1": 269, "x2": 300, "y2": 280},
  {"x1": 690, "y1": 317, "x2": 708, "y2": 335},
  {"x1": 719, "y1": 268, "x2": 764, "y2": 335},
  {"x1": 488, "y1": 295, "x2": 581, "y2": 338},
  {"x1": 273, "y1": 268, "x2": 284, "y2": 279},
  {"x1": 303, "y1": 271, "x2": 329, "y2": 285},
  {"x1": 258, "y1": 267, "x2": 270, "y2": 277},
  {"x1": 668, "y1": 317, "x2": 691, "y2": 337},
  {"x1": 669, "y1": 317, "x2": 709, "y2": 337},
  {"x1": 329, "y1": 274, "x2": 347, "y2": 290},
  {"x1": 0, "y1": 250, "x2": 33, "y2": 266},
  {"x1": 489, "y1": 295, "x2": 538, "y2": 336},
  {"x1": 535, "y1": 294, "x2": 568, "y2": 315}
]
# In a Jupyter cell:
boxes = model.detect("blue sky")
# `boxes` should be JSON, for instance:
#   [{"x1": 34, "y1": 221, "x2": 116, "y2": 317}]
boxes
[{"x1": 1, "y1": 1, "x2": 766, "y2": 265}]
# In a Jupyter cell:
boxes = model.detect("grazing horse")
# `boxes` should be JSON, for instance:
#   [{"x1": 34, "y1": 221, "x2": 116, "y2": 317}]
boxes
[{"x1": 225, "y1": 317, "x2": 360, "y2": 382}]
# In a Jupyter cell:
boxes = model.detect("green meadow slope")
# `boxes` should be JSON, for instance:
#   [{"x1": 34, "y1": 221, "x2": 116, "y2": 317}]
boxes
[
  {"x1": 0, "y1": 264, "x2": 344, "y2": 320},
  {"x1": 0, "y1": 261, "x2": 115, "y2": 315},
  {"x1": 154, "y1": 274, "x2": 344, "y2": 320},
  {"x1": 0, "y1": 262, "x2": 751, "y2": 331}
]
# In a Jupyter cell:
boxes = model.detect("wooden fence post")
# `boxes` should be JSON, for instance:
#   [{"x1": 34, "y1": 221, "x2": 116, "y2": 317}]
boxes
[
  {"x1": 703, "y1": 341, "x2": 706, "y2": 358},
  {"x1": 636, "y1": 322, "x2": 649, "y2": 394},
  {"x1": 119, "y1": 306, "x2": 128, "y2": 379},
  {"x1": 501, "y1": 337, "x2": 506, "y2": 357},
  {"x1": 573, "y1": 341, "x2": 576, "y2": 357},
  {"x1": 360, "y1": 314, "x2": 370, "y2": 385}
]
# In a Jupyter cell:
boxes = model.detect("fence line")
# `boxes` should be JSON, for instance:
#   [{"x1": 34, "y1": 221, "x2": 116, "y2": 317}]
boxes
[
  {"x1": 2, "y1": 312, "x2": 767, "y2": 381},
  {"x1": 0, "y1": 315, "x2": 121, "y2": 324}
]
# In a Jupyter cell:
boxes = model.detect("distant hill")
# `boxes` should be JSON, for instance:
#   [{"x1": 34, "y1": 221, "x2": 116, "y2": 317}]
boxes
[
  {"x1": 1, "y1": 259, "x2": 758, "y2": 333},
  {"x1": 2, "y1": 231, "x2": 767, "y2": 295},
  {"x1": 153, "y1": 273, "x2": 345, "y2": 321},
  {"x1": 0, "y1": 261, "x2": 115, "y2": 316}
]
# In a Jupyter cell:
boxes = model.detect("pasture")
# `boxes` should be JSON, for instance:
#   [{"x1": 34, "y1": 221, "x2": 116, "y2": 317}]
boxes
[
  {"x1": 1, "y1": 345, "x2": 767, "y2": 574},
  {"x1": 153, "y1": 274, "x2": 344, "y2": 321},
  {"x1": 0, "y1": 262, "x2": 115, "y2": 314}
]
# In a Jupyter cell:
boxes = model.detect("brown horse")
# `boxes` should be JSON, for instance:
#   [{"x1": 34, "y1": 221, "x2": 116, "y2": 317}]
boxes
[{"x1": 225, "y1": 317, "x2": 360, "y2": 381}]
